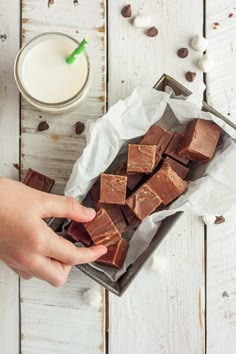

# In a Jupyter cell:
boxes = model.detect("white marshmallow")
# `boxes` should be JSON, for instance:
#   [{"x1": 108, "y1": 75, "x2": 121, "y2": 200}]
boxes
[
  {"x1": 133, "y1": 15, "x2": 152, "y2": 28},
  {"x1": 199, "y1": 54, "x2": 215, "y2": 72},
  {"x1": 202, "y1": 215, "x2": 216, "y2": 225},
  {"x1": 83, "y1": 288, "x2": 101, "y2": 306},
  {"x1": 191, "y1": 35, "x2": 208, "y2": 52},
  {"x1": 146, "y1": 254, "x2": 167, "y2": 272}
]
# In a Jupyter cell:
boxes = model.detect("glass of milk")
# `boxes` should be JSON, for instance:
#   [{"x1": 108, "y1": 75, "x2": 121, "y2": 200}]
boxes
[{"x1": 14, "y1": 32, "x2": 91, "y2": 113}]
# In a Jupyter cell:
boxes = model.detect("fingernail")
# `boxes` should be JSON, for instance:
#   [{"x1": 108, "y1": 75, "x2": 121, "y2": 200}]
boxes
[{"x1": 86, "y1": 208, "x2": 96, "y2": 218}]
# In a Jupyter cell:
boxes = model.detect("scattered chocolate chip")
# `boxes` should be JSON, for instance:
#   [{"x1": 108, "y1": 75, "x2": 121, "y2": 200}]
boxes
[
  {"x1": 222, "y1": 291, "x2": 229, "y2": 298},
  {"x1": 214, "y1": 22, "x2": 220, "y2": 26},
  {"x1": 215, "y1": 216, "x2": 225, "y2": 224},
  {"x1": 37, "y1": 121, "x2": 49, "y2": 131},
  {"x1": 0, "y1": 34, "x2": 7, "y2": 42},
  {"x1": 146, "y1": 27, "x2": 158, "y2": 37},
  {"x1": 75, "y1": 121, "x2": 85, "y2": 135},
  {"x1": 185, "y1": 71, "x2": 196, "y2": 82},
  {"x1": 177, "y1": 48, "x2": 189, "y2": 58},
  {"x1": 13, "y1": 163, "x2": 19, "y2": 170},
  {"x1": 121, "y1": 80, "x2": 125, "y2": 83},
  {"x1": 121, "y1": 4, "x2": 131, "y2": 18},
  {"x1": 48, "y1": 0, "x2": 54, "y2": 7},
  {"x1": 229, "y1": 13, "x2": 234, "y2": 18}
]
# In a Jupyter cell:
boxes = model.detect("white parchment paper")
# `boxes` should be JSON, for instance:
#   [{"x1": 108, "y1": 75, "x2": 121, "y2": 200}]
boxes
[{"x1": 65, "y1": 87, "x2": 236, "y2": 281}]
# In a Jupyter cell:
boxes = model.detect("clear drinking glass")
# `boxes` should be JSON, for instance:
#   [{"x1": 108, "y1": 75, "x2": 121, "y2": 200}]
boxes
[{"x1": 14, "y1": 32, "x2": 91, "y2": 114}]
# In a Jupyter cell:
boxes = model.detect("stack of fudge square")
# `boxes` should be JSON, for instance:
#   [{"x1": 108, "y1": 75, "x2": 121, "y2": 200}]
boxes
[{"x1": 67, "y1": 118, "x2": 221, "y2": 269}]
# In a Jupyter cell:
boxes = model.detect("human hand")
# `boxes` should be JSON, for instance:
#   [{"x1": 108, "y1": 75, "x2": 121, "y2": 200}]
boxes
[{"x1": 0, "y1": 178, "x2": 106, "y2": 286}]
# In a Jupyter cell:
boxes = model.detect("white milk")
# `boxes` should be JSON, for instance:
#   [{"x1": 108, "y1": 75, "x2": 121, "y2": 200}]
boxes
[{"x1": 21, "y1": 34, "x2": 88, "y2": 104}]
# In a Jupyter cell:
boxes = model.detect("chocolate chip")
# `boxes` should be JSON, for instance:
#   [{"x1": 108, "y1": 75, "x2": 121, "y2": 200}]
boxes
[
  {"x1": 146, "y1": 27, "x2": 158, "y2": 37},
  {"x1": 185, "y1": 71, "x2": 196, "y2": 82},
  {"x1": 215, "y1": 216, "x2": 225, "y2": 224},
  {"x1": 37, "y1": 121, "x2": 49, "y2": 131},
  {"x1": 121, "y1": 5, "x2": 131, "y2": 18},
  {"x1": 75, "y1": 122, "x2": 85, "y2": 135},
  {"x1": 229, "y1": 13, "x2": 234, "y2": 18},
  {"x1": 177, "y1": 48, "x2": 189, "y2": 58}
]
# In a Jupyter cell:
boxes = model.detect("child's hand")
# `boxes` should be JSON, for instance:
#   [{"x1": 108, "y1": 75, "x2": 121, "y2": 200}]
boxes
[{"x1": 0, "y1": 178, "x2": 106, "y2": 286}]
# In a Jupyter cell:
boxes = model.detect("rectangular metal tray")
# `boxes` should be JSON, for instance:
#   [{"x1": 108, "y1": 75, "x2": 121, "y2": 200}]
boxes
[{"x1": 69, "y1": 74, "x2": 233, "y2": 296}]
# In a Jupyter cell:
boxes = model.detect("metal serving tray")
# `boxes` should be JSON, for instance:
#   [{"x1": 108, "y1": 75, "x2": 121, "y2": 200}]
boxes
[{"x1": 61, "y1": 74, "x2": 233, "y2": 296}]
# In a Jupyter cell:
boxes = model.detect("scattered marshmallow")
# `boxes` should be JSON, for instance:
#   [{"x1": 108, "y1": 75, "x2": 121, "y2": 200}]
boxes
[
  {"x1": 202, "y1": 215, "x2": 216, "y2": 225},
  {"x1": 191, "y1": 35, "x2": 208, "y2": 52},
  {"x1": 199, "y1": 54, "x2": 215, "y2": 72},
  {"x1": 83, "y1": 288, "x2": 101, "y2": 306},
  {"x1": 146, "y1": 254, "x2": 167, "y2": 273},
  {"x1": 133, "y1": 15, "x2": 152, "y2": 28}
]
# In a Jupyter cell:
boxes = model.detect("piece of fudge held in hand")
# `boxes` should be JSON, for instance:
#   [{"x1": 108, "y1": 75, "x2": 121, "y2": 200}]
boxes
[
  {"x1": 162, "y1": 157, "x2": 189, "y2": 179},
  {"x1": 114, "y1": 161, "x2": 143, "y2": 191},
  {"x1": 96, "y1": 238, "x2": 129, "y2": 269},
  {"x1": 140, "y1": 125, "x2": 173, "y2": 155},
  {"x1": 147, "y1": 165, "x2": 188, "y2": 206},
  {"x1": 67, "y1": 221, "x2": 92, "y2": 246},
  {"x1": 99, "y1": 174, "x2": 127, "y2": 205},
  {"x1": 178, "y1": 119, "x2": 221, "y2": 163},
  {"x1": 126, "y1": 183, "x2": 162, "y2": 221},
  {"x1": 23, "y1": 168, "x2": 55, "y2": 192},
  {"x1": 165, "y1": 132, "x2": 189, "y2": 166},
  {"x1": 83, "y1": 208, "x2": 121, "y2": 247},
  {"x1": 127, "y1": 144, "x2": 157, "y2": 174}
]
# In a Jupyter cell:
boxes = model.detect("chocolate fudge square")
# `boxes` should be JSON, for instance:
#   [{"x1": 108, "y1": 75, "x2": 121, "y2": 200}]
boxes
[
  {"x1": 89, "y1": 179, "x2": 101, "y2": 210},
  {"x1": 23, "y1": 168, "x2": 55, "y2": 192},
  {"x1": 121, "y1": 205, "x2": 140, "y2": 226},
  {"x1": 140, "y1": 125, "x2": 173, "y2": 155},
  {"x1": 178, "y1": 118, "x2": 221, "y2": 163},
  {"x1": 126, "y1": 183, "x2": 162, "y2": 221},
  {"x1": 147, "y1": 165, "x2": 188, "y2": 206},
  {"x1": 67, "y1": 221, "x2": 92, "y2": 246},
  {"x1": 105, "y1": 206, "x2": 127, "y2": 233},
  {"x1": 165, "y1": 132, "x2": 189, "y2": 166},
  {"x1": 83, "y1": 208, "x2": 121, "y2": 247},
  {"x1": 114, "y1": 161, "x2": 143, "y2": 191},
  {"x1": 96, "y1": 238, "x2": 129, "y2": 269},
  {"x1": 162, "y1": 157, "x2": 189, "y2": 179},
  {"x1": 100, "y1": 174, "x2": 127, "y2": 205},
  {"x1": 127, "y1": 144, "x2": 156, "y2": 174}
]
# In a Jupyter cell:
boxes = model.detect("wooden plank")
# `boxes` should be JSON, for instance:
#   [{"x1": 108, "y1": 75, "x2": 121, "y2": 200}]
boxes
[
  {"x1": 206, "y1": 2, "x2": 236, "y2": 352},
  {"x1": 21, "y1": 268, "x2": 105, "y2": 354},
  {"x1": 21, "y1": 0, "x2": 106, "y2": 194},
  {"x1": 0, "y1": 263, "x2": 19, "y2": 354},
  {"x1": 0, "y1": 1, "x2": 20, "y2": 353},
  {"x1": 206, "y1": 217, "x2": 236, "y2": 354},
  {"x1": 0, "y1": 0, "x2": 20, "y2": 179},
  {"x1": 205, "y1": 2, "x2": 236, "y2": 125},
  {"x1": 20, "y1": 1, "x2": 106, "y2": 353},
  {"x1": 109, "y1": 215, "x2": 205, "y2": 354},
  {"x1": 108, "y1": 1, "x2": 205, "y2": 353}
]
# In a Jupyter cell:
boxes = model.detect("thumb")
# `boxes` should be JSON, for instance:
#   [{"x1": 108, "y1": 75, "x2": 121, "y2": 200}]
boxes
[{"x1": 41, "y1": 194, "x2": 96, "y2": 222}]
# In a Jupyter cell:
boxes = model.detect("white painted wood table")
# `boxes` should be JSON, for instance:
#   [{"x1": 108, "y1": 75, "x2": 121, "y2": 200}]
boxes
[{"x1": 0, "y1": 1, "x2": 236, "y2": 353}]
